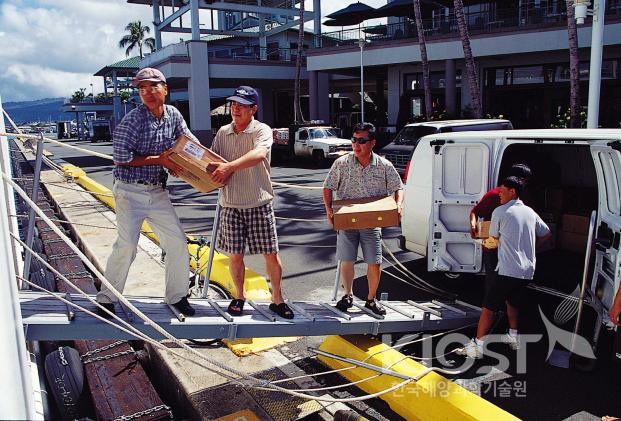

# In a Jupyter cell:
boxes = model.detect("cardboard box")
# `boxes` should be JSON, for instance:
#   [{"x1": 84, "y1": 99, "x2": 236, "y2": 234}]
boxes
[
  {"x1": 332, "y1": 196, "x2": 399, "y2": 230},
  {"x1": 561, "y1": 214, "x2": 590, "y2": 235},
  {"x1": 558, "y1": 230, "x2": 588, "y2": 254},
  {"x1": 167, "y1": 135, "x2": 227, "y2": 193},
  {"x1": 475, "y1": 221, "x2": 491, "y2": 239}
]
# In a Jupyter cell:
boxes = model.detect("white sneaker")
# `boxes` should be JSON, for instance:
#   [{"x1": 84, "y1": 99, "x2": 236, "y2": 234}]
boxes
[
  {"x1": 502, "y1": 333, "x2": 520, "y2": 351},
  {"x1": 455, "y1": 338, "x2": 483, "y2": 359}
]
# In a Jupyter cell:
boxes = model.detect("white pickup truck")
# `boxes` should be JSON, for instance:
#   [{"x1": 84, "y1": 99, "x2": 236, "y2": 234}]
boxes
[{"x1": 272, "y1": 124, "x2": 352, "y2": 165}]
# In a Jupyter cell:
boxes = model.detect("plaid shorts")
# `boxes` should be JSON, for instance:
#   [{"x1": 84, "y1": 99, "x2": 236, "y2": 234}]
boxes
[{"x1": 218, "y1": 203, "x2": 279, "y2": 255}]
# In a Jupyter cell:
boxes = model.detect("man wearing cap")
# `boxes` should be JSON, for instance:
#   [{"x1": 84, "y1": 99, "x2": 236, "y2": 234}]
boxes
[
  {"x1": 96, "y1": 67, "x2": 196, "y2": 318},
  {"x1": 323, "y1": 122, "x2": 403, "y2": 315},
  {"x1": 209, "y1": 86, "x2": 293, "y2": 319}
]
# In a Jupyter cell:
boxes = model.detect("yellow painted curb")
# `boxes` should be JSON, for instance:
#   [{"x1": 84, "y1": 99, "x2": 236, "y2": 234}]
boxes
[
  {"x1": 215, "y1": 410, "x2": 260, "y2": 421},
  {"x1": 318, "y1": 335, "x2": 520, "y2": 421},
  {"x1": 223, "y1": 337, "x2": 298, "y2": 357},
  {"x1": 61, "y1": 164, "x2": 271, "y2": 301}
]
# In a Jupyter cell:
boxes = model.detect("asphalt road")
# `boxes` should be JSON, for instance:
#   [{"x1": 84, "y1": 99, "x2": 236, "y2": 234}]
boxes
[{"x1": 39, "y1": 138, "x2": 621, "y2": 420}]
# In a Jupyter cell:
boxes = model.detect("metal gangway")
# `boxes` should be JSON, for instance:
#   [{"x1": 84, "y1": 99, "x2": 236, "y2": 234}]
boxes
[{"x1": 20, "y1": 291, "x2": 481, "y2": 341}]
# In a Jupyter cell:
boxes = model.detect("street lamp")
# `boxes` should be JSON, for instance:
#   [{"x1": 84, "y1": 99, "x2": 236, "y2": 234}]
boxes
[
  {"x1": 123, "y1": 99, "x2": 128, "y2": 115},
  {"x1": 574, "y1": 0, "x2": 605, "y2": 128},
  {"x1": 90, "y1": 83, "x2": 94, "y2": 101},
  {"x1": 358, "y1": 37, "x2": 368, "y2": 123}
]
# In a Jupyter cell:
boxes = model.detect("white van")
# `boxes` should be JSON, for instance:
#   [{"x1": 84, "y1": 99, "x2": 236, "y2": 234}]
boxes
[
  {"x1": 400, "y1": 129, "x2": 621, "y2": 316},
  {"x1": 379, "y1": 119, "x2": 513, "y2": 177}
]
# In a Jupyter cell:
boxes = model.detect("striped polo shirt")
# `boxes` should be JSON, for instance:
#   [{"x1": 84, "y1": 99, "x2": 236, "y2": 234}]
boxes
[{"x1": 211, "y1": 118, "x2": 274, "y2": 209}]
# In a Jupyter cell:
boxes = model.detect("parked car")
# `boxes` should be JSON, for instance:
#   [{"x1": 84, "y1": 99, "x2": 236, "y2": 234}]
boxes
[{"x1": 379, "y1": 119, "x2": 513, "y2": 178}]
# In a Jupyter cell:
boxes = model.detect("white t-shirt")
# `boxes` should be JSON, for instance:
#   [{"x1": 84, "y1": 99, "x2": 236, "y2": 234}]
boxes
[{"x1": 489, "y1": 199, "x2": 550, "y2": 280}]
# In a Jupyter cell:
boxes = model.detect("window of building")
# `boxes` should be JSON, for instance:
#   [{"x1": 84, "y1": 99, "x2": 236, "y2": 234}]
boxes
[{"x1": 512, "y1": 66, "x2": 545, "y2": 84}]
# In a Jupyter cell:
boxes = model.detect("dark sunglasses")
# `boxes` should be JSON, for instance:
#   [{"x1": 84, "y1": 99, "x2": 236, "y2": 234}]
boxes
[{"x1": 351, "y1": 137, "x2": 371, "y2": 144}]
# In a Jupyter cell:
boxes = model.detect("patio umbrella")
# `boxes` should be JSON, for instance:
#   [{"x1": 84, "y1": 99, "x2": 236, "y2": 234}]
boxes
[
  {"x1": 325, "y1": 2, "x2": 378, "y2": 25},
  {"x1": 323, "y1": 17, "x2": 364, "y2": 27},
  {"x1": 374, "y1": 0, "x2": 443, "y2": 18}
]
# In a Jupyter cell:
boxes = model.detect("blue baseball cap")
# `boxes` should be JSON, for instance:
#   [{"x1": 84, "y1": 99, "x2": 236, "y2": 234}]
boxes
[{"x1": 227, "y1": 86, "x2": 259, "y2": 106}]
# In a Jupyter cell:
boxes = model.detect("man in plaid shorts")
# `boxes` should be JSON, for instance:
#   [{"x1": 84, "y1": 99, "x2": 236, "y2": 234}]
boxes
[{"x1": 209, "y1": 86, "x2": 293, "y2": 319}]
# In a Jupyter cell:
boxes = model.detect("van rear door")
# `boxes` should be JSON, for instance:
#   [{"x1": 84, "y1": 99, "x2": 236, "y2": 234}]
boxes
[
  {"x1": 428, "y1": 140, "x2": 490, "y2": 273},
  {"x1": 590, "y1": 140, "x2": 621, "y2": 315}
]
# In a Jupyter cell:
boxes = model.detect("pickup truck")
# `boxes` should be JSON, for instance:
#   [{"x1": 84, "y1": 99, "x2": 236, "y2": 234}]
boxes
[{"x1": 272, "y1": 124, "x2": 352, "y2": 165}]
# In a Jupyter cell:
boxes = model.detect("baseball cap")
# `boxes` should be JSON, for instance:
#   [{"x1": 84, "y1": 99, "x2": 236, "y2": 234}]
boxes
[
  {"x1": 131, "y1": 68, "x2": 166, "y2": 87},
  {"x1": 227, "y1": 86, "x2": 259, "y2": 106}
]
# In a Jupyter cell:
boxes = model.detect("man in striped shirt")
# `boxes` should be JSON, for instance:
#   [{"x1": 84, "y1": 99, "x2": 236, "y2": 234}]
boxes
[
  {"x1": 210, "y1": 86, "x2": 293, "y2": 319},
  {"x1": 96, "y1": 67, "x2": 196, "y2": 318}
]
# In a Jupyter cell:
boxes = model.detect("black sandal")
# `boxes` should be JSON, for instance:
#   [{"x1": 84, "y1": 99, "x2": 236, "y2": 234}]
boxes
[
  {"x1": 365, "y1": 299, "x2": 386, "y2": 316},
  {"x1": 269, "y1": 302, "x2": 294, "y2": 319},
  {"x1": 227, "y1": 299, "x2": 245, "y2": 316}
]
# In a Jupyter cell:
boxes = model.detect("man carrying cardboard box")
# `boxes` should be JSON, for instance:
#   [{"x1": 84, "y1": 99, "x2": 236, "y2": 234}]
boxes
[
  {"x1": 470, "y1": 163, "x2": 532, "y2": 296},
  {"x1": 96, "y1": 67, "x2": 196, "y2": 318},
  {"x1": 322, "y1": 122, "x2": 403, "y2": 315},
  {"x1": 458, "y1": 176, "x2": 551, "y2": 359},
  {"x1": 209, "y1": 86, "x2": 293, "y2": 319}
]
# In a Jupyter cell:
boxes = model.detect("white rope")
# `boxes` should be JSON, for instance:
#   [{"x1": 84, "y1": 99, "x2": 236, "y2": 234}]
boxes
[
  {"x1": 0, "y1": 131, "x2": 113, "y2": 161},
  {"x1": 381, "y1": 240, "x2": 455, "y2": 298}
]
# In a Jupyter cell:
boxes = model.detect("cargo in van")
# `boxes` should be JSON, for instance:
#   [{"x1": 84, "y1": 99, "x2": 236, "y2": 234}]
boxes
[{"x1": 399, "y1": 128, "x2": 621, "y2": 319}]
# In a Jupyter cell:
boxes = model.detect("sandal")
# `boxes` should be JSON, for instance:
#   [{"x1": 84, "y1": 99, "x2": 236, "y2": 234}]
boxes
[
  {"x1": 227, "y1": 299, "x2": 245, "y2": 316},
  {"x1": 335, "y1": 295, "x2": 353, "y2": 312},
  {"x1": 365, "y1": 298, "x2": 386, "y2": 316},
  {"x1": 269, "y1": 302, "x2": 294, "y2": 319}
]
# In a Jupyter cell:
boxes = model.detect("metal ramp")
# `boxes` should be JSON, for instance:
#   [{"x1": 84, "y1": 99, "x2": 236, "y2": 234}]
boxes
[{"x1": 20, "y1": 291, "x2": 480, "y2": 341}]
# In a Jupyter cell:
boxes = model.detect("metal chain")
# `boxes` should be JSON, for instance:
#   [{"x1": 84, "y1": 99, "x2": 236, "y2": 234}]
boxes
[
  {"x1": 82, "y1": 349, "x2": 135, "y2": 365},
  {"x1": 57, "y1": 347, "x2": 68, "y2": 366},
  {"x1": 80, "y1": 340, "x2": 126, "y2": 359},
  {"x1": 113, "y1": 404, "x2": 173, "y2": 421}
]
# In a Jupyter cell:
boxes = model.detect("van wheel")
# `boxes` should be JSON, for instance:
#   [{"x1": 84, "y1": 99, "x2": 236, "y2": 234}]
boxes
[{"x1": 313, "y1": 150, "x2": 326, "y2": 167}]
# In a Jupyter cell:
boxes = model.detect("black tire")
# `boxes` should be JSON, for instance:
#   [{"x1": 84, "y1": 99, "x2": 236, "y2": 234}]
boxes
[
  {"x1": 44, "y1": 346, "x2": 85, "y2": 421},
  {"x1": 31, "y1": 269, "x2": 56, "y2": 291}
]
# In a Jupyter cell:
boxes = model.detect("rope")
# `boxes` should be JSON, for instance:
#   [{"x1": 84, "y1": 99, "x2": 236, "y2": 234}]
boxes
[{"x1": 0, "y1": 130, "x2": 113, "y2": 161}]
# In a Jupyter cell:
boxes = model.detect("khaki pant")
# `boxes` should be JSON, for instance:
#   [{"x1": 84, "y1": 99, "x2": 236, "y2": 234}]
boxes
[{"x1": 97, "y1": 180, "x2": 188, "y2": 305}]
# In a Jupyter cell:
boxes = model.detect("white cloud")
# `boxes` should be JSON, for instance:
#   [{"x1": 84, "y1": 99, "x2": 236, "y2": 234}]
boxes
[{"x1": 0, "y1": 0, "x2": 388, "y2": 103}]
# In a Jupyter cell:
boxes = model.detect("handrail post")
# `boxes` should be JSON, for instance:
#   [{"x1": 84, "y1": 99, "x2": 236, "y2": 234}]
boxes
[
  {"x1": 22, "y1": 133, "x2": 45, "y2": 283},
  {"x1": 201, "y1": 189, "x2": 222, "y2": 298}
]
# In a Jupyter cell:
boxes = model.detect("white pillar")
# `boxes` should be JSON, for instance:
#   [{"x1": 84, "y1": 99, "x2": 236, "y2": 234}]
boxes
[
  {"x1": 387, "y1": 67, "x2": 400, "y2": 127},
  {"x1": 152, "y1": 0, "x2": 162, "y2": 50},
  {"x1": 318, "y1": 72, "x2": 330, "y2": 124},
  {"x1": 188, "y1": 41, "x2": 213, "y2": 144},
  {"x1": 313, "y1": 0, "x2": 322, "y2": 47},
  {"x1": 587, "y1": 0, "x2": 606, "y2": 128},
  {"x1": 190, "y1": 0, "x2": 200, "y2": 41},
  {"x1": 259, "y1": 12, "x2": 267, "y2": 60},
  {"x1": 309, "y1": 71, "x2": 318, "y2": 120}
]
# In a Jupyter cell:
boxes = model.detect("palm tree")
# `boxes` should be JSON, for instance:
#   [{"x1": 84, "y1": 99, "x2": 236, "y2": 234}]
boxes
[
  {"x1": 566, "y1": 1, "x2": 581, "y2": 127},
  {"x1": 293, "y1": 0, "x2": 305, "y2": 124},
  {"x1": 412, "y1": 0, "x2": 433, "y2": 120},
  {"x1": 119, "y1": 21, "x2": 156, "y2": 58},
  {"x1": 453, "y1": 0, "x2": 483, "y2": 118}
]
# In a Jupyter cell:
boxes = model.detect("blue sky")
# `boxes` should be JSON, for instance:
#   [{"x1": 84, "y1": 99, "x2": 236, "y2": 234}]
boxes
[{"x1": 0, "y1": 0, "x2": 386, "y2": 103}]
